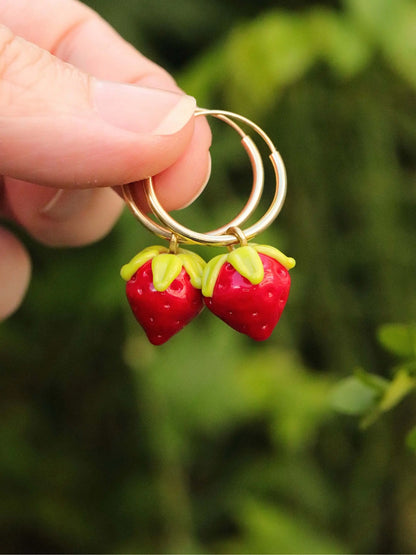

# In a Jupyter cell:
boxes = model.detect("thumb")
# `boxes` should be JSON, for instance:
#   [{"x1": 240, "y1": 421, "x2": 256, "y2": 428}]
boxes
[{"x1": 0, "y1": 25, "x2": 196, "y2": 188}]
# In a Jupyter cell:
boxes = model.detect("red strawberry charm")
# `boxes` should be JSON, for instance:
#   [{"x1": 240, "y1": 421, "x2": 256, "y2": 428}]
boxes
[
  {"x1": 121, "y1": 246, "x2": 206, "y2": 345},
  {"x1": 202, "y1": 245, "x2": 295, "y2": 341}
]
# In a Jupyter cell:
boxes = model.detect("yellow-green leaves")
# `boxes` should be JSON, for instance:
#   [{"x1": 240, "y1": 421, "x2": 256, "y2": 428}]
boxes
[
  {"x1": 201, "y1": 247, "x2": 264, "y2": 298},
  {"x1": 201, "y1": 254, "x2": 228, "y2": 298},
  {"x1": 255, "y1": 245, "x2": 296, "y2": 270},
  {"x1": 120, "y1": 245, "x2": 169, "y2": 281},
  {"x1": 152, "y1": 254, "x2": 183, "y2": 292},
  {"x1": 202, "y1": 244, "x2": 295, "y2": 297},
  {"x1": 177, "y1": 251, "x2": 206, "y2": 289},
  {"x1": 123, "y1": 243, "x2": 295, "y2": 297},
  {"x1": 228, "y1": 246, "x2": 264, "y2": 284},
  {"x1": 121, "y1": 246, "x2": 206, "y2": 291}
]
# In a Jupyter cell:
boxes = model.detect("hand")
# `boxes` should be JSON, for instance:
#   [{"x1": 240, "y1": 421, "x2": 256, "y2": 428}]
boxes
[{"x1": 0, "y1": 0, "x2": 212, "y2": 321}]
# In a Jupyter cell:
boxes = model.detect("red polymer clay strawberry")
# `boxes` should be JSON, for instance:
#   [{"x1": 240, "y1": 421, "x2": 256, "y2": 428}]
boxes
[
  {"x1": 202, "y1": 244, "x2": 295, "y2": 341},
  {"x1": 120, "y1": 246, "x2": 206, "y2": 345}
]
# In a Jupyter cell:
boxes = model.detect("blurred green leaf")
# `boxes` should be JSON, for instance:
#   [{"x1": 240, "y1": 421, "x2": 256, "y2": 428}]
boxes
[
  {"x1": 378, "y1": 367, "x2": 416, "y2": 412},
  {"x1": 405, "y1": 426, "x2": 416, "y2": 452},
  {"x1": 354, "y1": 367, "x2": 389, "y2": 392},
  {"x1": 345, "y1": 0, "x2": 416, "y2": 88},
  {"x1": 222, "y1": 498, "x2": 346, "y2": 554},
  {"x1": 308, "y1": 8, "x2": 372, "y2": 78},
  {"x1": 181, "y1": 4, "x2": 377, "y2": 116},
  {"x1": 361, "y1": 367, "x2": 416, "y2": 428},
  {"x1": 223, "y1": 11, "x2": 317, "y2": 114},
  {"x1": 332, "y1": 365, "x2": 416, "y2": 427},
  {"x1": 331, "y1": 376, "x2": 379, "y2": 415},
  {"x1": 377, "y1": 323, "x2": 416, "y2": 359},
  {"x1": 238, "y1": 349, "x2": 334, "y2": 451},
  {"x1": 345, "y1": 0, "x2": 406, "y2": 36}
]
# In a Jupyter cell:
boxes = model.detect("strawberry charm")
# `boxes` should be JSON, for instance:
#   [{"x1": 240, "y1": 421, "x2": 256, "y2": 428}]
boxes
[
  {"x1": 120, "y1": 246, "x2": 206, "y2": 345},
  {"x1": 202, "y1": 245, "x2": 295, "y2": 340}
]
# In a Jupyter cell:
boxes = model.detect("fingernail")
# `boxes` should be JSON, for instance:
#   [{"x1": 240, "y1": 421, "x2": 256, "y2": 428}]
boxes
[
  {"x1": 182, "y1": 152, "x2": 212, "y2": 209},
  {"x1": 93, "y1": 81, "x2": 196, "y2": 135},
  {"x1": 40, "y1": 189, "x2": 94, "y2": 220}
]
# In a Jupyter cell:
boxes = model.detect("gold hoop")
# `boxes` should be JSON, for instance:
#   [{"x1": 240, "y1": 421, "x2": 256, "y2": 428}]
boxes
[
  {"x1": 121, "y1": 110, "x2": 264, "y2": 242},
  {"x1": 121, "y1": 109, "x2": 287, "y2": 246}
]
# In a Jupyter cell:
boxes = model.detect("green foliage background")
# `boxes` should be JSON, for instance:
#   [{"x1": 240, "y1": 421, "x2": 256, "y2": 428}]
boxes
[{"x1": 1, "y1": 0, "x2": 416, "y2": 552}]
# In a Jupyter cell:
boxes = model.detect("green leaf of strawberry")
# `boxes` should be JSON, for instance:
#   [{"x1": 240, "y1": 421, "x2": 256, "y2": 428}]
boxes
[
  {"x1": 202, "y1": 245, "x2": 295, "y2": 341},
  {"x1": 121, "y1": 246, "x2": 206, "y2": 345}
]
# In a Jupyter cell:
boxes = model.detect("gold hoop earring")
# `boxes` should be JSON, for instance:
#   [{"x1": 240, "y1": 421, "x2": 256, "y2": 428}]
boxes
[
  {"x1": 120, "y1": 108, "x2": 295, "y2": 345},
  {"x1": 121, "y1": 109, "x2": 267, "y2": 243}
]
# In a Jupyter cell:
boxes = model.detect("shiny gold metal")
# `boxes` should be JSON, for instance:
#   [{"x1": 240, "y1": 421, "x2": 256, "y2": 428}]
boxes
[
  {"x1": 121, "y1": 114, "x2": 264, "y2": 242},
  {"x1": 121, "y1": 109, "x2": 287, "y2": 246},
  {"x1": 169, "y1": 233, "x2": 179, "y2": 254},
  {"x1": 227, "y1": 226, "x2": 248, "y2": 248}
]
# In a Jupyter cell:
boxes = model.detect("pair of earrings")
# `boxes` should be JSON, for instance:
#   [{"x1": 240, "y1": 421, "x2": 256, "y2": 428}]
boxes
[{"x1": 120, "y1": 109, "x2": 295, "y2": 345}]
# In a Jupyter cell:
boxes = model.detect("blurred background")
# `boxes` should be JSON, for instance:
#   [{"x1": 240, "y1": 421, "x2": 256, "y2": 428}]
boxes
[{"x1": 1, "y1": 0, "x2": 416, "y2": 552}]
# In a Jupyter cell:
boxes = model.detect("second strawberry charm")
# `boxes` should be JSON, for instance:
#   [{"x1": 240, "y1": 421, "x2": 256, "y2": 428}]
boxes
[
  {"x1": 120, "y1": 246, "x2": 206, "y2": 345},
  {"x1": 202, "y1": 244, "x2": 296, "y2": 341}
]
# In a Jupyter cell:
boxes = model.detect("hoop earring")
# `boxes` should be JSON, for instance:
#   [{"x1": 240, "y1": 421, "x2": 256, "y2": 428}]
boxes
[{"x1": 120, "y1": 109, "x2": 295, "y2": 345}]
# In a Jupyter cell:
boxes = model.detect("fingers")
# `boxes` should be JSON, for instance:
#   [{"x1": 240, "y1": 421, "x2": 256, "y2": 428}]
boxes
[
  {"x1": 130, "y1": 118, "x2": 213, "y2": 213},
  {"x1": 0, "y1": 0, "x2": 212, "y2": 202},
  {"x1": 0, "y1": 227, "x2": 31, "y2": 320},
  {"x1": 4, "y1": 178, "x2": 124, "y2": 247},
  {"x1": 3, "y1": 117, "x2": 211, "y2": 248},
  {"x1": 2, "y1": 118, "x2": 211, "y2": 247}
]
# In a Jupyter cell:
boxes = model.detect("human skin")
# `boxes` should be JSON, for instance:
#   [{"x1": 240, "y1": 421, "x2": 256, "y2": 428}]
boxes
[{"x1": 0, "y1": 0, "x2": 212, "y2": 320}]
